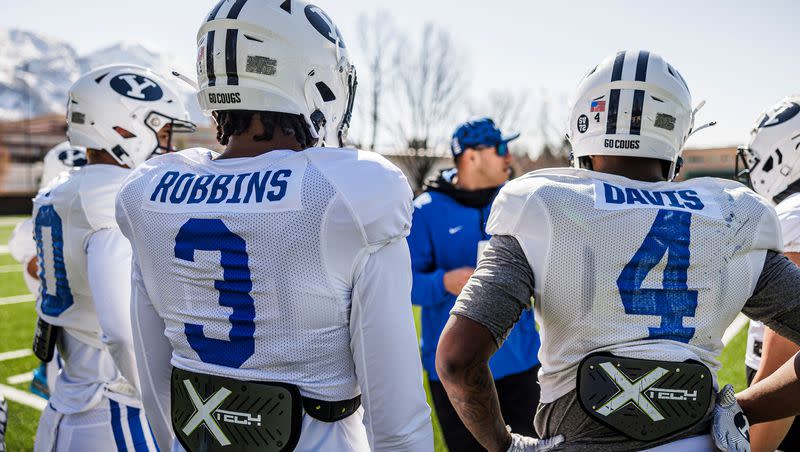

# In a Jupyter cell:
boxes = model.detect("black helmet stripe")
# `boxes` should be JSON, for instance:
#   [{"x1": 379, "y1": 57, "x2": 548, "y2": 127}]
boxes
[
  {"x1": 206, "y1": 31, "x2": 217, "y2": 87},
  {"x1": 227, "y1": 2, "x2": 248, "y2": 86},
  {"x1": 605, "y1": 51, "x2": 626, "y2": 135},
  {"x1": 226, "y1": 0, "x2": 248, "y2": 19},
  {"x1": 634, "y1": 50, "x2": 650, "y2": 82},
  {"x1": 630, "y1": 50, "x2": 650, "y2": 135},
  {"x1": 225, "y1": 29, "x2": 240, "y2": 85},
  {"x1": 207, "y1": 0, "x2": 226, "y2": 22}
]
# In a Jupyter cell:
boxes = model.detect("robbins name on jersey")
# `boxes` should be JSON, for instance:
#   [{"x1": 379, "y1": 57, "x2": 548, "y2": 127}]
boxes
[{"x1": 149, "y1": 170, "x2": 291, "y2": 205}]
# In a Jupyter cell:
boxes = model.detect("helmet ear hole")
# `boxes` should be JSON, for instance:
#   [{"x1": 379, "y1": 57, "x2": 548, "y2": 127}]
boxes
[{"x1": 315, "y1": 82, "x2": 336, "y2": 102}]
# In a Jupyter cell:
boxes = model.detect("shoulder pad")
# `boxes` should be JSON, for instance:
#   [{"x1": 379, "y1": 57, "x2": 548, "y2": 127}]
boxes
[
  {"x1": 78, "y1": 166, "x2": 132, "y2": 231},
  {"x1": 486, "y1": 175, "x2": 548, "y2": 236},
  {"x1": 308, "y1": 148, "x2": 413, "y2": 246}
]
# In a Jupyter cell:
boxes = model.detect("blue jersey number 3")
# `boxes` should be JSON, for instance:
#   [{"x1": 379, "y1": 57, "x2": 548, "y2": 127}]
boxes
[
  {"x1": 616, "y1": 209, "x2": 698, "y2": 343},
  {"x1": 175, "y1": 219, "x2": 255, "y2": 368}
]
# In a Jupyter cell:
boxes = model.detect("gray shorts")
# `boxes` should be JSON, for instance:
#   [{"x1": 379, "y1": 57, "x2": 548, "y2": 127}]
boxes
[{"x1": 535, "y1": 389, "x2": 711, "y2": 451}]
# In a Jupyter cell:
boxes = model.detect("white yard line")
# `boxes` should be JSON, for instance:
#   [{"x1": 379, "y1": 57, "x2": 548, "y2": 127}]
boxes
[
  {"x1": 0, "y1": 264, "x2": 23, "y2": 274},
  {"x1": 0, "y1": 349, "x2": 33, "y2": 362},
  {"x1": 0, "y1": 294, "x2": 35, "y2": 306},
  {"x1": 6, "y1": 371, "x2": 33, "y2": 385},
  {"x1": 722, "y1": 313, "x2": 750, "y2": 346},
  {"x1": 0, "y1": 218, "x2": 25, "y2": 227},
  {"x1": 0, "y1": 245, "x2": 9, "y2": 254},
  {"x1": 0, "y1": 383, "x2": 46, "y2": 411}
]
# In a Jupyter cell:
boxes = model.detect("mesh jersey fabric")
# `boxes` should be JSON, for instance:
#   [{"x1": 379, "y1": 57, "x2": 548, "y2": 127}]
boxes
[
  {"x1": 116, "y1": 147, "x2": 413, "y2": 401},
  {"x1": 746, "y1": 191, "x2": 800, "y2": 370},
  {"x1": 31, "y1": 164, "x2": 138, "y2": 413},
  {"x1": 487, "y1": 167, "x2": 782, "y2": 403}
]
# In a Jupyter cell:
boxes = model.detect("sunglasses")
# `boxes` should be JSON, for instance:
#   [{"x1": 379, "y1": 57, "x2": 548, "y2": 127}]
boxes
[{"x1": 473, "y1": 142, "x2": 509, "y2": 156}]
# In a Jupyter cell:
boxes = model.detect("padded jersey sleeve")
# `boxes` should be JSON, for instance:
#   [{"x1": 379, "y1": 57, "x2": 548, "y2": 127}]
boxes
[
  {"x1": 350, "y1": 238, "x2": 434, "y2": 451},
  {"x1": 86, "y1": 228, "x2": 139, "y2": 392},
  {"x1": 130, "y1": 257, "x2": 175, "y2": 452}
]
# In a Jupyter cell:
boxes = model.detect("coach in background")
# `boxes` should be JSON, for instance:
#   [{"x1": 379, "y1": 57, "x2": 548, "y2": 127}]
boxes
[{"x1": 408, "y1": 118, "x2": 542, "y2": 450}]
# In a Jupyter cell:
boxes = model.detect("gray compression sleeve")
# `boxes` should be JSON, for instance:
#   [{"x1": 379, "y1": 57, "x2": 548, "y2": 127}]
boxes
[
  {"x1": 742, "y1": 250, "x2": 800, "y2": 345},
  {"x1": 450, "y1": 235, "x2": 534, "y2": 346}
]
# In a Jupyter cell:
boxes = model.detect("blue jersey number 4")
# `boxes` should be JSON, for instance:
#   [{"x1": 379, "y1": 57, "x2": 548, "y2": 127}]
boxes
[
  {"x1": 616, "y1": 209, "x2": 698, "y2": 343},
  {"x1": 175, "y1": 218, "x2": 255, "y2": 368}
]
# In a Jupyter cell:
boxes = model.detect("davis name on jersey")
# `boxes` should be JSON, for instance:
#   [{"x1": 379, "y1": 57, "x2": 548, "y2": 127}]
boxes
[
  {"x1": 116, "y1": 147, "x2": 412, "y2": 401},
  {"x1": 598, "y1": 182, "x2": 708, "y2": 214},
  {"x1": 488, "y1": 167, "x2": 781, "y2": 403}
]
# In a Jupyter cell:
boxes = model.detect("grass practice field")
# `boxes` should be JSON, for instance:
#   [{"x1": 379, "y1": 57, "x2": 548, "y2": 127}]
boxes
[{"x1": 0, "y1": 215, "x2": 749, "y2": 451}]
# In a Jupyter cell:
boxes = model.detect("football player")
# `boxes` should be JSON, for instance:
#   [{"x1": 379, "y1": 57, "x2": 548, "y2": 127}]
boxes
[
  {"x1": 737, "y1": 96, "x2": 800, "y2": 452},
  {"x1": 437, "y1": 50, "x2": 800, "y2": 451},
  {"x1": 8, "y1": 142, "x2": 87, "y2": 399},
  {"x1": 115, "y1": 1, "x2": 433, "y2": 451},
  {"x1": 33, "y1": 64, "x2": 195, "y2": 452}
]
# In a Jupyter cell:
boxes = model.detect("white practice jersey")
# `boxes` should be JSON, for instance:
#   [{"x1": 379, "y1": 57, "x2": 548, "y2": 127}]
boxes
[
  {"x1": 488, "y1": 168, "x2": 781, "y2": 403},
  {"x1": 9, "y1": 146, "x2": 87, "y2": 296},
  {"x1": 32, "y1": 164, "x2": 139, "y2": 413},
  {"x1": 116, "y1": 148, "x2": 433, "y2": 451},
  {"x1": 745, "y1": 192, "x2": 800, "y2": 371}
]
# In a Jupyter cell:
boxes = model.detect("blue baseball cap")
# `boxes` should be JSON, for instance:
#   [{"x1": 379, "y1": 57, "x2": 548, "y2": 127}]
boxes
[{"x1": 450, "y1": 117, "x2": 520, "y2": 157}]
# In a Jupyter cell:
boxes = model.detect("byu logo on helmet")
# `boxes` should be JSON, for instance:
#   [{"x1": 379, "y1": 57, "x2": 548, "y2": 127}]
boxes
[
  {"x1": 305, "y1": 4, "x2": 346, "y2": 48},
  {"x1": 759, "y1": 101, "x2": 800, "y2": 128},
  {"x1": 58, "y1": 149, "x2": 87, "y2": 168},
  {"x1": 110, "y1": 74, "x2": 164, "y2": 101}
]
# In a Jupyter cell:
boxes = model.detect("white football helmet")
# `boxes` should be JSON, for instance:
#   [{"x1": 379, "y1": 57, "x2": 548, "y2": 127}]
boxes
[
  {"x1": 737, "y1": 96, "x2": 800, "y2": 203},
  {"x1": 567, "y1": 50, "x2": 696, "y2": 180},
  {"x1": 66, "y1": 64, "x2": 197, "y2": 168},
  {"x1": 196, "y1": 0, "x2": 357, "y2": 147},
  {"x1": 40, "y1": 141, "x2": 87, "y2": 189}
]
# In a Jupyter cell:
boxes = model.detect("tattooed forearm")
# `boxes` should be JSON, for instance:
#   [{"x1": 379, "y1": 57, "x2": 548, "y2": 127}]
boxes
[{"x1": 440, "y1": 353, "x2": 511, "y2": 451}]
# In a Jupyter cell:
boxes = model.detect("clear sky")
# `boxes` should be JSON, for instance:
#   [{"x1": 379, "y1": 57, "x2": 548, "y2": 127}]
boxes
[{"x1": 2, "y1": 0, "x2": 798, "y2": 150}]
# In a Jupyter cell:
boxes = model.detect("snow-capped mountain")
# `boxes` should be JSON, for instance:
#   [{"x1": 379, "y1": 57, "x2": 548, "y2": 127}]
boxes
[{"x1": 0, "y1": 28, "x2": 204, "y2": 123}]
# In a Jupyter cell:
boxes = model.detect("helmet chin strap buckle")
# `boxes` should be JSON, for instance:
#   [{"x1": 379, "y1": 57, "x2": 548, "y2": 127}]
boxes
[{"x1": 310, "y1": 110, "x2": 327, "y2": 146}]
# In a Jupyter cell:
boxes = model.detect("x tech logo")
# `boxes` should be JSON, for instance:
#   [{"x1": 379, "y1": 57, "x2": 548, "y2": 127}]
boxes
[
  {"x1": 182, "y1": 379, "x2": 233, "y2": 446},
  {"x1": 595, "y1": 362, "x2": 668, "y2": 422}
]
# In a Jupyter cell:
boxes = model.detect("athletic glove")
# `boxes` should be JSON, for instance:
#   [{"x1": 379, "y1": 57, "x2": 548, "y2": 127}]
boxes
[
  {"x1": 711, "y1": 384, "x2": 750, "y2": 452},
  {"x1": 505, "y1": 426, "x2": 564, "y2": 452}
]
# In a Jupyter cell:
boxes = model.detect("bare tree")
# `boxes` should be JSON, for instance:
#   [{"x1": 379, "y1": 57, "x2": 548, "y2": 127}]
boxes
[
  {"x1": 392, "y1": 23, "x2": 467, "y2": 150},
  {"x1": 386, "y1": 23, "x2": 466, "y2": 190},
  {"x1": 354, "y1": 11, "x2": 398, "y2": 151},
  {"x1": 468, "y1": 90, "x2": 532, "y2": 135}
]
